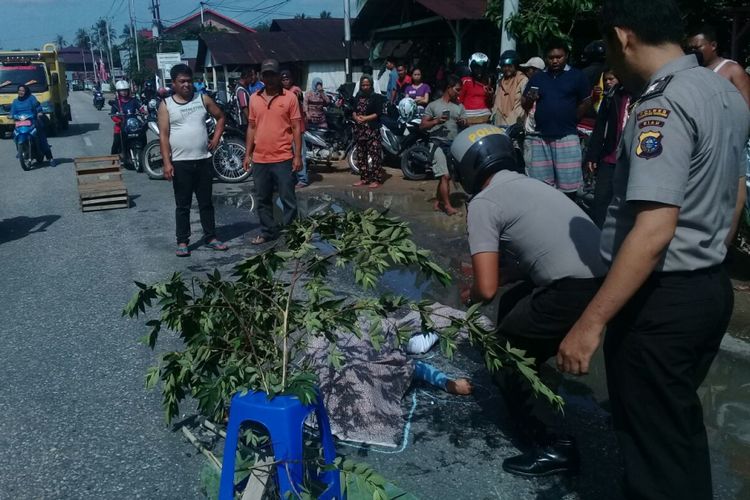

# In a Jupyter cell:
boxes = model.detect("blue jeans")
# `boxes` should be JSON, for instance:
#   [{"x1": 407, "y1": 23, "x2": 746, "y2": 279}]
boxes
[
  {"x1": 253, "y1": 159, "x2": 298, "y2": 240},
  {"x1": 294, "y1": 141, "x2": 309, "y2": 186}
]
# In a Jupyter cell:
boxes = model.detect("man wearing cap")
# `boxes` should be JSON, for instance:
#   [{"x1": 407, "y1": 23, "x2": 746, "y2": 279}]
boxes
[
  {"x1": 493, "y1": 50, "x2": 528, "y2": 128},
  {"x1": 242, "y1": 59, "x2": 303, "y2": 245}
]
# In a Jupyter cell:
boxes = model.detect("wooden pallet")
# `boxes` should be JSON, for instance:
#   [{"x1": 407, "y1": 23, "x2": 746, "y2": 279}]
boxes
[{"x1": 74, "y1": 155, "x2": 130, "y2": 212}]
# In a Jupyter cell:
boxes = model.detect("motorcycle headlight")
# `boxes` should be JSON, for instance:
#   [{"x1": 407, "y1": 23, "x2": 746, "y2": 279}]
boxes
[
  {"x1": 126, "y1": 116, "x2": 140, "y2": 131},
  {"x1": 148, "y1": 99, "x2": 158, "y2": 110}
]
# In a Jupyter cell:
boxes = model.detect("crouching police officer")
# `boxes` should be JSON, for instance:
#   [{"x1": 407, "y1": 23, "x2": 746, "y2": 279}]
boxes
[
  {"x1": 454, "y1": 124, "x2": 607, "y2": 477},
  {"x1": 556, "y1": 0, "x2": 750, "y2": 498}
]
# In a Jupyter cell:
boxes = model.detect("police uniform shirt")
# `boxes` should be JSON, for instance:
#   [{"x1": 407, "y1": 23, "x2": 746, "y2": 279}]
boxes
[
  {"x1": 601, "y1": 55, "x2": 750, "y2": 271},
  {"x1": 468, "y1": 170, "x2": 607, "y2": 286}
]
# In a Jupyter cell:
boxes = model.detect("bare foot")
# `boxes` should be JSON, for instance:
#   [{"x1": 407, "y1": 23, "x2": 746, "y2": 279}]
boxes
[
  {"x1": 352, "y1": 181, "x2": 367, "y2": 187},
  {"x1": 446, "y1": 378, "x2": 473, "y2": 395},
  {"x1": 443, "y1": 205, "x2": 459, "y2": 216},
  {"x1": 368, "y1": 182, "x2": 382, "y2": 189}
]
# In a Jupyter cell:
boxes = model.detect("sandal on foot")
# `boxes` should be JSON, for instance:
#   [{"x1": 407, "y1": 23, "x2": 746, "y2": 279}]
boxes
[
  {"x1": 206, "y1": 239, "x2": 228, "y2": 251},
  {"x1": 352, "y1": 181, "x2": 367, "y2": 187},
  {"x1": 175, "y1": 245, "x2": 191, "y2": 257},
  {"x1": 368, "y1": 182, "x2": 382, "y2": 189}
]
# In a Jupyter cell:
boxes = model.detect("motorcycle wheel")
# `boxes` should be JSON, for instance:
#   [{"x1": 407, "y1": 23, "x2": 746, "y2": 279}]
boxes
[
  {"x1": 131, "y1": 146, "x2": 144, "y2": 173},
  {"x1": 142, "y1": 140, "x2": 165, "y2": 180},
  {"x1": 17, "y1": 142, "x2": 32, "y2": 171},
  {"x1": 346, "y1": 145, "x2": 361, "y2": 175},
  {"x1": 212, "y1": 137, "x2": 250, "y2": 183},
  {"x1": 400, "y1": 144, "x2": 432, "y2": 181}
]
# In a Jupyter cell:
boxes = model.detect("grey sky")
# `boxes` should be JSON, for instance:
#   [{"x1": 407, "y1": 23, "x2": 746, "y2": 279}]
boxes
[{"x1": 1, "y1": 0, "x2": 345, "y2": 49}]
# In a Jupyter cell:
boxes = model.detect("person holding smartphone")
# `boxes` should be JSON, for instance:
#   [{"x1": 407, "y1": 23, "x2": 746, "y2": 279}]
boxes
[
  {"x1": 421, "y1": 75, "x2": 467, "y2": 215},
  {"x1": 522, "y1": 39, "x2": 592, "y2": 197}
]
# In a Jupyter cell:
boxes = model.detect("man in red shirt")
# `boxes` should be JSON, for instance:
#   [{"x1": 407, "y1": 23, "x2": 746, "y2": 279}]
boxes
[
  {"x1": 242, "y1": 59, "x2": 303, "y2": 244},
  {"x1": 393, "y1": 63, "x2": 412, "y2": 103}
]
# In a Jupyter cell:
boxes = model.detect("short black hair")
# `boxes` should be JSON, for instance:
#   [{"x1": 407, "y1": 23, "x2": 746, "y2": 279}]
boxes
[
  {"x1": 386, "y1": 56, "x2": 396, "y2": 65},
  {"x1": 545, "y1": 38, "x2": 569, "y2": 55},
  {"x1": 600, "y1": 0, "x2": 684, "y2": 45},
  {"x1": 362, "y1": 64, "x2": 373, "y2": 74},
  {"x1": 170, "y1": 64, "x2": 192, "y2": 81},
  {"x1": 240, "y1": 67, "x2": 253, "y2": 78},
  {"x1": 440, "y1": 74, "x2": 461, "y2": 91},
  {"x1": 689, "y1": 25, "x2": 718, "y2": 43}
]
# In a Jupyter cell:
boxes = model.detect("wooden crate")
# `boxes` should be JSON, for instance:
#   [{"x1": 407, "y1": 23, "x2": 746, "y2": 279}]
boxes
[{"x1": 74, "y1": 155, "x2": 130, "y2": 212}]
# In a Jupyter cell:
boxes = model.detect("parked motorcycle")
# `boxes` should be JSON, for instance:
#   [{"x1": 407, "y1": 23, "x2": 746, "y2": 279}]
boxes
[
  {"x1": 142, "y1": 105, "x2": 249, "y2": 183},
  {"x1": 93, "y1": 90, "x2": 105, "y2": 111},
  {"x1": 13, "y1": 114, "x2": 44, "y2": 171},
  {"x1": 110, "y1": 100, "x2": 147, "y2": 172},
  {"x1": 348, "y1": 98, "x2": 431, "y2": 180},
  {"x1": 304, "y1": 96, "x2": 354, "y2": 166}
]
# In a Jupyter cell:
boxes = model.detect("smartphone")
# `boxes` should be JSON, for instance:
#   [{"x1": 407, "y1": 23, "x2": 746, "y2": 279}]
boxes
[
  {"x1": 529, "y1": 86, "x2": 540, "y2": 98},
  {"x1": 441, "y1": 109, "x2": 450, "y2": 120}
]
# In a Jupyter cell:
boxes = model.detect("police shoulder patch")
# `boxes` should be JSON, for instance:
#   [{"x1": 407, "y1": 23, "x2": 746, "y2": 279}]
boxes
[
  {"x1": 636, "y1": 130, "x2": 663, "y2": 159},
  {"x1": 639, "y1": 75, "x2": 673, "y2": 102}
]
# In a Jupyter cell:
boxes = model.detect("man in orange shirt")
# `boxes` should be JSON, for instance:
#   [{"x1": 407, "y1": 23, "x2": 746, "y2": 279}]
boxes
[{"x1": 242, "y1": 59, "x2": 303, "y2": 244}]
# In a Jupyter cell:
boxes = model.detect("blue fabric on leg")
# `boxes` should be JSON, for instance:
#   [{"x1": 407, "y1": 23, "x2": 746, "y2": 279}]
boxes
[{"x1": 413, "y1": 360, "x2": 449, "y2": 391}]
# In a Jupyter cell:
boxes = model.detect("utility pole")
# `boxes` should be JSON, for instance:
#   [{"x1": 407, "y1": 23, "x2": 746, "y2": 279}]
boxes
[
  {"x1": 129, "y1": 0, "x2": 141, "y2": 71},
  {"x1": 343, "y1": 0, "x2": 352, "y2": 83},
  {"x1": 106, "y1": 18, "x2": 115, "y2": 79},
  {"x1": 89, "y1": 40, "x2": 99, "y2": 85},
  {"x1": 500, "y1": 0, "x2": 518, "y2": 52}
]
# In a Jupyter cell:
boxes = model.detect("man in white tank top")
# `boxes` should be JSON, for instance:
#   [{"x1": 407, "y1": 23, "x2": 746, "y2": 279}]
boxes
[
  {"x1": 158, "y1": 64, "x2": 229, "y2": 257},
  {"x1": 688, "y1": 25, "x2": 750, "y2": 106}
]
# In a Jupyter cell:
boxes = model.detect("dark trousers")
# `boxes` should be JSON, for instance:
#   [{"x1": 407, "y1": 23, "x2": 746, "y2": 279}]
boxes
[
  {"x1": 604, "y1": 266, "x2": 733, "y2": 500},
  {"x1": 172, "y1": 159, "x2": 216, "y2": 245},
  {"x1": 253, "y1": 160, "x2": 298, "y2": 240},
  {"x1": 493, "y1": 278, "x2": 602, "y2": 442},
  {"x1": 593, "y1": 161, "x2": 615, "y2": 228},
  {"x1": 111, "y1": 133, "x2": 122, "y2": 155}
]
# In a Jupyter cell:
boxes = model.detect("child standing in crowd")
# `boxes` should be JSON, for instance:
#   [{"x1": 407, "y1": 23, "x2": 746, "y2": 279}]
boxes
[
  {"x1": 584, "y1": 69, "x2": 630, "y2": 227},
  {"x1": 459, "y1": 52, "x2": 494, "y2": 124}
]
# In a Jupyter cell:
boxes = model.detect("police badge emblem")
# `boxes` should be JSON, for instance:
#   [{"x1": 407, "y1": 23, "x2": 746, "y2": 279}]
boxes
[{"x1": 636, "y1": 130, "x2": 663, "y2": 159}]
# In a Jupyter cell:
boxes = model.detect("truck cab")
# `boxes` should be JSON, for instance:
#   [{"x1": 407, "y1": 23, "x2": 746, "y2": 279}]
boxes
[{"x1": 0, "y1": 43, "x2": 71, "y2": 136}]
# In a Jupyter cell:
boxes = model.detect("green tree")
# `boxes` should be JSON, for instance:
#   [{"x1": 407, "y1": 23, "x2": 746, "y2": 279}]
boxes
[
  {"x1": 486, "y1": 0, "x2": 597, "y2": 51},
  {"x1": 253, "y1": 21, "x2": 271, "y2": 32},
  {"x1": 74, "y1": 28, "x2": 90, "y2": 48},
  {"x1": 294, "y1": 13, "x2": 308, "y2": 19},
  {"x1": 55, "y1": 34, "x2": 67, "y2": 48},
  {"x1": 320, "y1": 10, "x2": 333, "y2": 19}
]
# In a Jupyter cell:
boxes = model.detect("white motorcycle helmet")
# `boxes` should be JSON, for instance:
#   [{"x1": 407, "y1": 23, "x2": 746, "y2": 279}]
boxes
[
  {"x1": 397, "y1": 97, "x2": 418, "y2": 123},
  {"x1": 115, "y1": 80, "x2": 131, "y2": 96},
  {"x1": 469, "y1": 52, "x2": 490, "y2": 76}
]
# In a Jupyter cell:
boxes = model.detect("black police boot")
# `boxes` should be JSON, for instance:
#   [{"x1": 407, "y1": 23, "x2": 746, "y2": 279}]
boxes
[{"x1": 502, "y1": 435, "x2": 580, "y2": 478}]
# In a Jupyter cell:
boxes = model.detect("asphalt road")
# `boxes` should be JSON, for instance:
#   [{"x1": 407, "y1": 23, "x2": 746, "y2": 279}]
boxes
[
  {"x1": 0, "y1": 91, "x2": 257, "y2": 499},
  {"x1": 1, "y1": 92, "x2": 746, "y2": 500}
]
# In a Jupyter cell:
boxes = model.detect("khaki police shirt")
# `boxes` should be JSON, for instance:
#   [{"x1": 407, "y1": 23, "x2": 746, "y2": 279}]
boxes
[{"x1": 601, "y1": 55, "x2": 750, "y2": 272}]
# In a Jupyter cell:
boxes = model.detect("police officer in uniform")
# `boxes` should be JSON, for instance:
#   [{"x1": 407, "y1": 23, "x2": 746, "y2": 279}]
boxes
[
  {"x1": 454, "y1": 124, "x2": 607, "y2": 476},
  {"x1": 557, "y1": 1, "x2": 750, "y2": 499}
]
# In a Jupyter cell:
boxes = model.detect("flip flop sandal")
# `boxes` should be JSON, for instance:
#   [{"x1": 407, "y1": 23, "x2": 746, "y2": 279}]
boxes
[
  {"x1": 176, "y1": 246, "x2": 191, "y2": 257},
  {"x1": 207, "y1": 240, "x2": 228, "y2": 251},
  {"x1": 251, "y1": 235, "x2": 269, "y2": 245}
]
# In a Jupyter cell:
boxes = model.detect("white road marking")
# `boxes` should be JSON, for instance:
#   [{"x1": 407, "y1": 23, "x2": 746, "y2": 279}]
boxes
[{"x1": 83, "y1": 136, "x2": 93, "y2": 147}]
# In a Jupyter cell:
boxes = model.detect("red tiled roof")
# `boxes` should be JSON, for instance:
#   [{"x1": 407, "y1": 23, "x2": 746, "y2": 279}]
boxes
[{"x1": 164, "y1": 8, "x2": 255, "y2": 34}]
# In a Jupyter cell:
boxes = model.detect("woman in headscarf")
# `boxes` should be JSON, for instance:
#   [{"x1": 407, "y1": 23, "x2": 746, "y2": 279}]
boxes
[
  {"x1": 351, "y1": 75, "x2": 385, "y2": 188},
  {"x1": 304, "y1": 77, "x2": 331, "y2": 129},
  {"x1": 10, "y1": 84, "x2": 55, "y2": 165}
]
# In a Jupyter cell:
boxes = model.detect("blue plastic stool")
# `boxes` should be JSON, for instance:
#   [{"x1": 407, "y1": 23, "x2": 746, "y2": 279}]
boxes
[{"x1": 218, "y1": 390, "x2": 343, "y2": 500}]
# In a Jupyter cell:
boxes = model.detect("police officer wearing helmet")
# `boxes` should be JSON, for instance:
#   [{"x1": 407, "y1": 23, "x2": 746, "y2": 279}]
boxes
[
  {"x1": 557, "y1": 0, "x2": 749, "y2": 498},
  {"x1": 456, "y1": 124, "x2": 607, "y2": 477}
]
